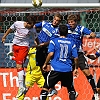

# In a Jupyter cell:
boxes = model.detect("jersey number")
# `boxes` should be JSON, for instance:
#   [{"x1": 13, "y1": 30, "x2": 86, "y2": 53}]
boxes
[{"x1": 59, "y1": 44, "x2": 68, "y2": 61}]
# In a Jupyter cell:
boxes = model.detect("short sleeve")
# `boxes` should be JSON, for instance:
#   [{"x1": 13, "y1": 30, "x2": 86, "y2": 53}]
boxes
[{"x1": 48, "y1": 40, "x2": 55, "y2": 53}]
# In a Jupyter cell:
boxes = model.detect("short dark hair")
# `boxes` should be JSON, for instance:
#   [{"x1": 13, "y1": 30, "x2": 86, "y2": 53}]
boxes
[
  {"x1": 26, "y1": 15, "x2": 36, "y2": 25},
  {"x1": 59, "y1": 25, "x2": 68, "y2": 36}
]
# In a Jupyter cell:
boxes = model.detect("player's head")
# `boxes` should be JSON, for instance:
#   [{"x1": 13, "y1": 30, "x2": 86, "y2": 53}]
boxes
[
  {"x1": 26, "y1": 15, "x2": 36, "y2": 28},
  {"x1": 59, "y1": 25, "x2": 68, "y2": 37},
  {"x1": 67, "y1": 14, "x2": 77, "y2": 28},
  {"x1": 52, "y1": 13, "x2": 63, "y2": 26}
]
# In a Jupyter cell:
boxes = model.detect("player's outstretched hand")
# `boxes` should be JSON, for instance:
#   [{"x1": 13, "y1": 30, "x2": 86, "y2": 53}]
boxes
[{"x1": 1, "y1": 36, "x2": 6, "y2": 44}]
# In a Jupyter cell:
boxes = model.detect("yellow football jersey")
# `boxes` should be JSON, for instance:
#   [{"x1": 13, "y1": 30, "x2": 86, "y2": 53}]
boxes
[
  {"x1": 25, "y1": 47, "x2": 45, "y2": 88},
  {"x1": 26, "y1": 47, "x2": 42, "y2": 76}
]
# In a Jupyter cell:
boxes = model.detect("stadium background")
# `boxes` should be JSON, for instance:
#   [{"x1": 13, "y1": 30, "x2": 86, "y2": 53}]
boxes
[{"x1": 0, "y1": 7, "x2": 100, "y2": 100}]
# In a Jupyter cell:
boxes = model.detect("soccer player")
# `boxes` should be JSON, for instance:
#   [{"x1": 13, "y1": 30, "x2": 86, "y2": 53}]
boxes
[
  {"x1": 40, "y1": 25, "x2": 79, "y2": 100},
  {"x1": 34, "y1": 13, "x2": 63, "y2": 66},
  {"x1": 33, "y1": 13, "x2": 63, "y2": 96},
  {"x1": 1, "y1": 16, "x2": 37, "y2": 98},
  {"x1": 85, "y1": 46, "x2": 100, "y2": 99},
  {"x1": 66, "y1": 14, "x2": 97, "y2": 99},
  {"x1": 17, "y1": 47, "x2": 45, "y2": 100}
]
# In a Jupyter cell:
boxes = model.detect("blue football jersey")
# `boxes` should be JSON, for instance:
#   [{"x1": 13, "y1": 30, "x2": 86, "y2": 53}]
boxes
[
  {"x1": 35, "y1": 21, "x2": 59, "y2": 43},
  {"x1": 66, "y1": 24, "x2": 92, "y2": 52},
  {"x1": 48, "y1": 37, "x2": 78, "y2": 72}
]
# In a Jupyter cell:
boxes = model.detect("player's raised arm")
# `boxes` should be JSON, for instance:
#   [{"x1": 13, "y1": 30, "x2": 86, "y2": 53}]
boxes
[
  {"x1": 1, "y1": 28, "x2": 12, "y2": 43},
  {"x1": 86, "y1": 32, "x2": 96, "y2": 39}
]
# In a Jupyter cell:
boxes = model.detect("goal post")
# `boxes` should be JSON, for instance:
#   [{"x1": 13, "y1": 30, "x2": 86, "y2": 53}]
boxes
[{"x1": 0, "y1": 3, "x2": 100, "y2": 7}]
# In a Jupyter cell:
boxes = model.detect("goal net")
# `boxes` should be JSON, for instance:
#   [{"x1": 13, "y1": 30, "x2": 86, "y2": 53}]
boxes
[
  {"x1": 0, "y1": 7, "x2": 100, "y2": 100},
  {"x1": 0, "y1": 7, "x2": 100, "y2": 67}
]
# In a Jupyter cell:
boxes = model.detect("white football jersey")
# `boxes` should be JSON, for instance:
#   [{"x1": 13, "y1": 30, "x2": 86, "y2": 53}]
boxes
[{"x1": 10, "y1": 21, "x2": 37, "y2": 46}]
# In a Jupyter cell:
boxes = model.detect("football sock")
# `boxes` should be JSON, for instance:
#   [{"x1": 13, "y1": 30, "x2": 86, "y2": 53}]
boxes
[
  {"x1": 17, "y1": 68, "x2": 25, "y2": 88},
  {"x1": 86, "y1": 74, "x2": 97, "y2": 93}
]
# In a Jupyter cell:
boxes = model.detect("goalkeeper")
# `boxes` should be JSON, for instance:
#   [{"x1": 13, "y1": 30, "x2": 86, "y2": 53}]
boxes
[{"x1": 17, "y1": 47, "x2": 45, "y2": 100}]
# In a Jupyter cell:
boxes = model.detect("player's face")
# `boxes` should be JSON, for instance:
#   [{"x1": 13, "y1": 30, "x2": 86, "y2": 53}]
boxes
[
  {"x1": 52, "y1": 16, "x2": 61, "y2": 26},
  {"x1": 27, "y1": 23, "x2": 34, "y2": 29},
  {"x1": 68, "y1": 20, "x2": 77, "y2": 29}
]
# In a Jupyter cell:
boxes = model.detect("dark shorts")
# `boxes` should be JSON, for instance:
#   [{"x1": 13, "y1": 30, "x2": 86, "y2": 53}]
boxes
[
  {"x1": 36, "y1": 47, "x2": 48, "y2": 67},
  {"x1": 78, "y1": 52, "x2": 89, "y2": 70},
  {"x1": 43, "y1": 71, "x2": 74, "y2": 92},
  {"x1": 72, "y1": 52, "x2": 89, "y2": 70}
]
